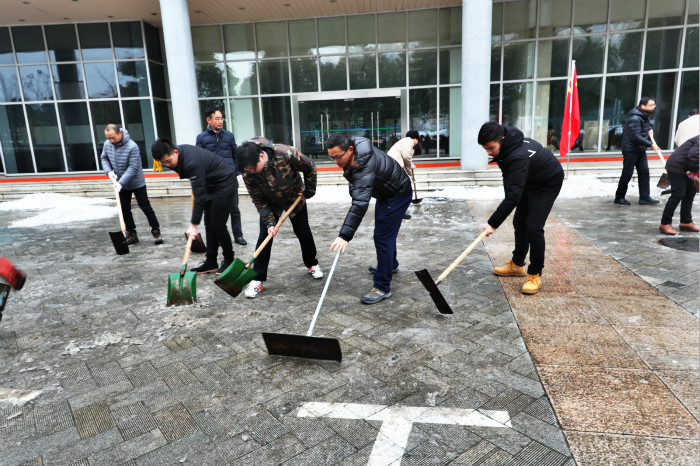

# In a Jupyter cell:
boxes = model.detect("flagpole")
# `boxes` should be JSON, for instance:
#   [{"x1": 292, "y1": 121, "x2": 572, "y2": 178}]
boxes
[{"x1": 566, "y1": 60, "x2": 575, "y2": 179}]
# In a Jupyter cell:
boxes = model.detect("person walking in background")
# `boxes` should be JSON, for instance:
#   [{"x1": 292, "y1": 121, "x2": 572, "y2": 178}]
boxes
[
  {"x1": 674, "y1": 108, "x2": 699, "y2": 148},
  {"x1": 388, "y1": 130, "x2": 420, "y2": 220},
  {"x1": 151, "y1": 138, "x2": 237, "y2": 275},
  {"x1": 196, "y1": 107, "x2": 247, "y2": 246},
  {"x1": 659, "y1": 136, "x2": 699, "y2": 235},
  {"x1": 234, "y1": 137, "x2": 323, "y2": 299},
  {"x1": 614, "y1": 97, "x2": 660, "y2": 206},
  {"x1": 101, "y1": 124, "x2": 162, "y2": 245},
  {"x1": 478, "y1": 121, "x2": 564, "y2": 295}
]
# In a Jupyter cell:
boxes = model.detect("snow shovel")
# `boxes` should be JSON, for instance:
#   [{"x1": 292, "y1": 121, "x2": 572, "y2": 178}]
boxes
[
  {"x1": 214, "y1": 196, "x2": 303, "y2": 298},
  {"x1": 262, "y1": 250, "x2": 342, "y2": 362},
  {"x1": 108, "y1": 183, "x2": 129, "y2": 255},
  {"x1": 415, "y1": 230, "x2": 489, "y2": 314},
  {"x1": 167, "y1": 235, "x2": 197, "y2": 306},
  {"x1": 411, "y1": 169, "x2": 422, "y2": 204},
  {"x1": 185, "y1": 194, "x2": 207, "y2": 252},
  {"x1": 649, "y1": 133, "x2": 669, "y2": 189}
]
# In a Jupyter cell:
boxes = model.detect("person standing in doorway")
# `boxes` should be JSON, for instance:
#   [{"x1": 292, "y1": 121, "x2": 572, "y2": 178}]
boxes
[
  {"x1": 196, "y1": 107, "x2": 247, "y2": 246},
  {"x1": 101, "y1": 124, "x2": 162, "y2": 245},
  {"x1": 387, "y1": 130, "x2": 420, "y2": 220}
]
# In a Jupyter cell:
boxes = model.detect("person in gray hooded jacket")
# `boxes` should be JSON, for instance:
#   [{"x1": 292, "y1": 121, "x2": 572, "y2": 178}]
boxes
[{"x1": 101, "y1": 124, "x2": 162, "y2": 245}]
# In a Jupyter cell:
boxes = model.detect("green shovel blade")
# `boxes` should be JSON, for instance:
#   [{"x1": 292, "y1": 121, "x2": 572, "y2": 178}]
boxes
[
  {"x1": 214, "y1": 257, "x2": 258, "y2": 298},
  {"x1": 167, "y1": 271, "x2": 197, "y2": 306}
]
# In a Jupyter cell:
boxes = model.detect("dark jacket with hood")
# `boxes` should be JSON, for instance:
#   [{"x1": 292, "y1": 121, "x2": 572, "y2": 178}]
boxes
[
  {"x1": 196, "y1": 126, "x2": 239, "y2": 175},
  {"x1": 339, "y1": 137, "x2": 411, "y2": 241},
  {"x1": 173, "y1": 144, "x2": 237, "y2": 225},
  {"x1": 665, "y1": 135, "x2": 699, "y2": 176},
  {"x1": 100, "y1": 128, "x2": 145, "y2": 190},
  {"x1": 488, "y1": 126, "x2": 564, "y2": 229},
  {"x1": 621, "y1": 107, "x2": 653, "y2": 153}
]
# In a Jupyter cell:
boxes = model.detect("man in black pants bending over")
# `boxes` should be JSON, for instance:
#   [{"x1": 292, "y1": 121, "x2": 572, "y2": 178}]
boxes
[{"x1": 478, "y1": 121, "x2": 564, "y2": 295}]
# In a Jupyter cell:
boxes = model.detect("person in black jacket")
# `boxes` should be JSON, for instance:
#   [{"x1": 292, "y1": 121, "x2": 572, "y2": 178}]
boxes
[
  {"x1": 614, "y1": 97, "x2": 660, "y2": 205},
  {"x1": 659, "y1": 136, "x2": 699, "y2": 235},
  {"x1": 327, "y1": 133, "x2": 412, "y2": 304},
  {"x1": 478, "y1": 122, "x2": 564, "y2": 295},
  {"x1": 196, "y1": 107, "x2": 246, "y2": 246},
  {"x1": 151, "y1": 138, "x2": 237, "y2": 275}
]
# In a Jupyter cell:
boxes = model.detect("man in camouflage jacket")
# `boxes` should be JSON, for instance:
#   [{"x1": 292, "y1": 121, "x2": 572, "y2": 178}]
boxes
[{"x1": 234, "y1": 137, "x2": 323, "y2": 298}]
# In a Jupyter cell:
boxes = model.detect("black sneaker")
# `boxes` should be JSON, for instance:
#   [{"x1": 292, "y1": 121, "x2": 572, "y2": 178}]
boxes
[
  {"x1": 639, "y1": 197, "x2": 660, "y2": 205},
  {"x1": 368, "y1": 264, "x2": 399, "y2": 274},
  {"x1": 191, "y1": 260, "x2": 218, "y2": 275},
  {"x1": 216, "y1": 258, "x2": 234, "y2": 275},
  {"x1": 614, "y1": 198, "x2": 631, "y2": 205}
]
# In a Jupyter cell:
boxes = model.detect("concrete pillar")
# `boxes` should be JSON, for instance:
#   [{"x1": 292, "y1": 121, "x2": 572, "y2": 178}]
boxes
[
  {"x1": 159, "y1": 0, "x2": 201, "y2": 145},
  {"x1": 460, "y1": 0, "x2": 492, "y2": 170}
]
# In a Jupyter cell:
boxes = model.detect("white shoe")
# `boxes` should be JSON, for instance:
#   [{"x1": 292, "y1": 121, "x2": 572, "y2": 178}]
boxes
[
  {"x1": 308, "y1": 264, "x2": 323, "y2": 279},
  {"x1": 244, "y1": 280, "x2": 263, "y2": 298}
]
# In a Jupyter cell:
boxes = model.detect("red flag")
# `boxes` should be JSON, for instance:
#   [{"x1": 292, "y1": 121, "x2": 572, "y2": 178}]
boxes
[{"x1": 560, "y1": 63, "x2": 580, "y2": 158}]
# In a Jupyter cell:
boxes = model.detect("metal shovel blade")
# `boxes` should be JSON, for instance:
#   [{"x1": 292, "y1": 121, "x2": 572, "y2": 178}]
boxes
[
  {"x1": 262, "y1": 332, "x2": 342, "y2": 362},
  {"x1": 185, "y1": 232, "x2": 207, "y2": 253},
  {"x1": 167, "y1": 271, "x2": 197, "y2": 306},
  {"x1": 109, "y1": 231, "x2": 129, "y2": 255},
  {"x1": 657, "y1": 173, "x2": 670, "y2": 189},
  {"x1": 411, "y1": 198, "x2": 422, "y2": 204},
  {"x1": 414, "y1": 269, "x2": 453, "y2": 314},
  {"x1": 214, "y1": 258, "x2": 257, "y2": 298}
]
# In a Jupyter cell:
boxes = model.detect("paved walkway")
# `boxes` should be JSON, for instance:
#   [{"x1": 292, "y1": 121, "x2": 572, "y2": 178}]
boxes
[{"x1": 0, "y1": 190, "x2": 697, "y2": 466}]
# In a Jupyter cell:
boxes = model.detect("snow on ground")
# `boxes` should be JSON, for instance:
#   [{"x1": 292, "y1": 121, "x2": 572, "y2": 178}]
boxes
[{"x1": 0, "y1": 193, "x2": 116, "y2": 228}]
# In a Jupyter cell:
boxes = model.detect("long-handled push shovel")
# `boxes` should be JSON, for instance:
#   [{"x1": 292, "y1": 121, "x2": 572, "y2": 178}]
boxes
[
  {"x1": 167, "y1": 235, "x2": 197, "y2": 306},
  {"x1": 649, "y1": 133, "x2": 669, "y2": 189},
  {"x1": 108, "y1": 183, "x2": 129, "y2": 255},
  {"x1": 214, "y1": 196, "x2": 303, "y2": 298},
  {"x1": 185, "y1": 194, "x2": 207, "y2": 253},
  {"x1": 415, "y1": 230, "x2": 489, "y2": 314},
  {"x1": 411, "y1": 169, "x2": 422, "y2": 204},
  {"x1": 262, "y1": 250, "x2": 342, "y2": 362}
]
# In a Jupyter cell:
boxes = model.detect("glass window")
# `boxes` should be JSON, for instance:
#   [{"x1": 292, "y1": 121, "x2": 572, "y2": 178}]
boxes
[
  {"x1": 490, "y1": 83, "x2": 500, "y2": 122},
  {"x1": 602, "y1": 75, "x2": 639, "y2": 151},
  {"x1": 408, "y1": 10, "x2": 437, "y2": 48},
  {"x1": 262, "y1": 96, "x2": 292, "y2": 144},
  {"x1": 122, "y1": 99, "x2": 154, "y2": 166},
  {"x1": 439, "y1": 7, "x2": 462, "y2": 46},
  {"x1": 52, "y1": 64, "x2": 85, "y2": 100},
  {"x1": 57, "y1": 101, "x2": 95, "y2": 171},
  {"x1": 318, "y1": 17, "x2": 346, "y2": 55},
  {"x1": 378, "y1": 52, "x2": 405, "y2": 88},
  {"x1": 0, "y1": 105, "x2": 33, "y2": 173},
  {"x1": 609, "y1": 0, "x2": 645, "y2": 31},
  {"x1": 534, "y1": 79, "x2": 567, "y2": 153},
  {"x1": 503, "y1": 0, "x2": 536, "y2": 40},
  {"x1": 0, "y1": 66, "x2": 21, "y2": 102},
  {"x1": 230, "y1": 98, "x2": 261, "y2": 143},
  {"x1": 45, "y1": 25, "x2": 79, "y2": 62},
  {"x1": 537, "y1": 38, "x2": 569, "y2": 78},
  {"x1": 153, "y1": 100, "x2": 172, "y2": 141},
  {"x1": 0, "y1": 27, "x2": 14, "y2": 65},
  {"x1": 348, "y1": 15, "x2": 376, "y2": 52},
  {"x1": 648, "y1": 0, "x2": 684, "y2": 27},
  {"x1": 641, "y1": 72, "x2": 677, "y2": 149},
  {"x1": 26, "y1": 103, "x2": 65, "y2": 172},
  {"x1": 491, "y1": 44, "x2": 501, "y2": 81},
  {"x1": 607, "y1": 32, "x2": 643, "y2": 73},
  {"x1": 256, "y1": 22, "x2": 287, "y2": 59},
  {"x1": 195, "y1": 63, "x2": 226, "y2": 97},
  {"x1": 227, "y1": 61, "x2": 258, "y2": 96},
  {"x1": 502, "y1": 42, "x2": 534, "y2": 80},
  {"x1": 117, "y1": 61, "x2": 149, "y2": 98},
  {"x1": 574, "y1": 0, "x2": 608, "y2": 34},
  {"x1": 289, "y1": 20, "x2": 316, "y2": 56},
  {"x1": 13, "y1": 27, "x2": 47, "y2": 64},
  {"x1": 291, "y1": 58, "x2": 317, "y2": 93},
  {"x1": 572, "y1": 35, "x2": 605, "y2": 75},
  {"x1": 492, "y1": 3, "x2": 503, "y2": 41},
  {"x1": 192, "y1": 26, "x2": 223, "y2": 62},
  {"x1": 84, "y1": 62, "x2": 118, "y2": 98},
  {"x1": 644, "y1": 29, "x2": 682, "y2": 70},
  {"x1": 90, "y1": 100, "x2": 121, "y2": 158},
  {"x1": 502, "y1": 82, "x2": 533, "y2": 135},
  {"x1": 439, "y1": 87, "x2": 461, "y2": 156},
  {"x1": 409, "y1": 50, "x2": 437, "y2": 86},
  {"x1": 409, "y1": 88, "x2": 437, "y2": 155},
  {"x1": 149, "y1": 63, "x2": 167, "y2": 99},
  {"x1": 576, "y1": 77, "x2": 602, "y2": 152},
  {"x1": 538, "y1": 0, "x2": 571, "y2": 37},
  {"x1": 111, "y1": 22, "x2": 145, "y2": 60},
  {"x1": 677, "y1": 71, "x2": 698, "y2": 124},
  {"x1": 690, "y1": 1, "x2": 699, "y2": 24},
  {"x1": 349, "y1": 54, "x2": 376, "y2": 90},
  {"x1": 144, "y1": 23, "x2": 162, "y2": 63},
  {"x1": 378, "y1": 13, "x2": 405, "y2": 51},
  {"x1": 19, "y1": 65, "x2": 53, "y2": 101},
  {"x1": 78, "y1": 23, "x2": 112, "y2": 61},
  {"x1": 319, "y1": 56, "x2": 346, "y2": 91},
  {"x1": 439, "y1": 48, "x2": 461, "y2": 84},
  {"x1": 259, "y1": 60, "x2": 290, "y2": 94},
  {"x1": 683, "y1": 27, "x2": 698, "y2": 68},
  {"x1": 224, "y1": 24, "x2": 255, "y2": 61}
]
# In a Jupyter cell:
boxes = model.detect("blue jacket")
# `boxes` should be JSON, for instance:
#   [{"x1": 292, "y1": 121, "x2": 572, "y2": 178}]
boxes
[
  {"x1": 196, "y1": 126, "x2": 238, "y2": 175},
  {"x1": 100, "y1": 128, "x2": 146, "y2": 190}
]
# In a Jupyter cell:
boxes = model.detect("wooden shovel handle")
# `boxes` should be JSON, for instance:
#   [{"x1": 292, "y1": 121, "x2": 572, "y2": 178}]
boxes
[
  {"x1": 112, "y1": 181, "x2": 127, "y2": 234},
  {"x1": 436, "y1": 230, "x2": 489, "y2": 284},
  {"x1": 648, "y1": 133, "x2": 666, "y2": 165},
  {"x1": 182, "y1": 235, "x2": 194, "y2": 267},
  {"x1": 411, "y1": 170, "x2": 419, "y2": 198},
  {"x1": 250, "y1": 196, "x2": 304, "y2": 262}
]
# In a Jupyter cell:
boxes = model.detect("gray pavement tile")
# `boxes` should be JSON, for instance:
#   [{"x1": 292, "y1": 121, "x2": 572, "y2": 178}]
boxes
[
  {"x1": 43, "y1": 428, "x2": 122, "y2": 466},
  {"x1": 73, "y1": 402, "x2": 116, "y2": 439},
  {"x1": 510, "y1": 412, "x2": 570, "y2": 456},
  {"x1": 67, "y1": 380, "x2": 133, "y2": 410},
  {"x1": 86, "y1": 429, "x2": 167, "y2": 466},
  {"x1": 112, "y1": 402, "x2": 158, "y2": 441},
  {"x1": 18, "y1": 458, "x2": 43, "y2": 466},
  {"x1": 152, "y1": 403, "x2": 199, "y2": 443},
  {"x1": 229, "y1": 433, "x2": 307, "y2": 466},
  {"x1": 66, "y1": 459, "x2": 89, "y2": 466},
  {"x1": 90, "y1": 360, "x2": 130, "y2": 387},
  {"x1": 282, "y1": 434, "x2": 356, "y2": 465},
  {"x1": 34, "y1": 401, "x2": 74, "y2": 437}
]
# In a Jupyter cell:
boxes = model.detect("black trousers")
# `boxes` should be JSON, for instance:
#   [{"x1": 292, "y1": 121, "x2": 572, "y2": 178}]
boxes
[
  {"x1": 661, "y1": 172, "x2": 696, "y2": 225},
  {"x1": 229, "y1": 189, "x2": 243, "y2": 238},
  {"x1": 511, "y1": 176, "x2": 563, "y2": 275},
  {"x1": 253, "y1": 203, "x2": 318, "y2": 282},
  {"x1": 615, "y1": 150, "x2": 650, "y2": 199},
  {"x1": 119, "y1": 185, "x2": 159, "y2": 233},
  {"x1": 204, "y1": 195, "x2": 235, "y2": 262}
]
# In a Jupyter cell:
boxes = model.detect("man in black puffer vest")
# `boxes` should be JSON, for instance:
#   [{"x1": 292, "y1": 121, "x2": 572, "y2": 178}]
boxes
[
  {"x1": 478, "y1": 122, "x2": 564, "y2": 295},
  {"x1": 327, "y1": 133, "x2": 412, "y2": 305}
]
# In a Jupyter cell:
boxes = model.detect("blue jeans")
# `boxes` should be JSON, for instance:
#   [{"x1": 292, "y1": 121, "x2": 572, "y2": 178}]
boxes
[{"x1": 373, "y1": 188, "x2": 412, "y2": 293}]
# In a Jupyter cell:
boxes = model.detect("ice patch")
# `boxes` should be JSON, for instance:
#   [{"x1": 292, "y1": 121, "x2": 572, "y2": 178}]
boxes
[
  {"x1": 0, "y1": 387, "x2": 42, "y2": 407},
  {"x1": 163, "y1": 313, "x2": 210, "y2": 329},
  {"x1": 0, "y1": 193, "x2": 115, "y2": 228},
  {"x1": 62, "y1": 332, "x2": 127, "y2": 355}
]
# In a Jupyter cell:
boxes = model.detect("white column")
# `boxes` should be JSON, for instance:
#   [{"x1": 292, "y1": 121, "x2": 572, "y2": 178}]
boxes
[
  {"x1": 159, "y1": 0, "x2": 201, "y2": 145},
  {"x1": 460, "y1": 0, "x2": 492, "y2": 170}
]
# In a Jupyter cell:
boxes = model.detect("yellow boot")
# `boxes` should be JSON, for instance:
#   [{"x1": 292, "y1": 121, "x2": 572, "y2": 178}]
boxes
[
  {"x1": 493, "y1": 260, "x2": 527, "y2": 277},
  {"x1": 521, "y1": 274, "x2": 541, "y2": 295}
]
